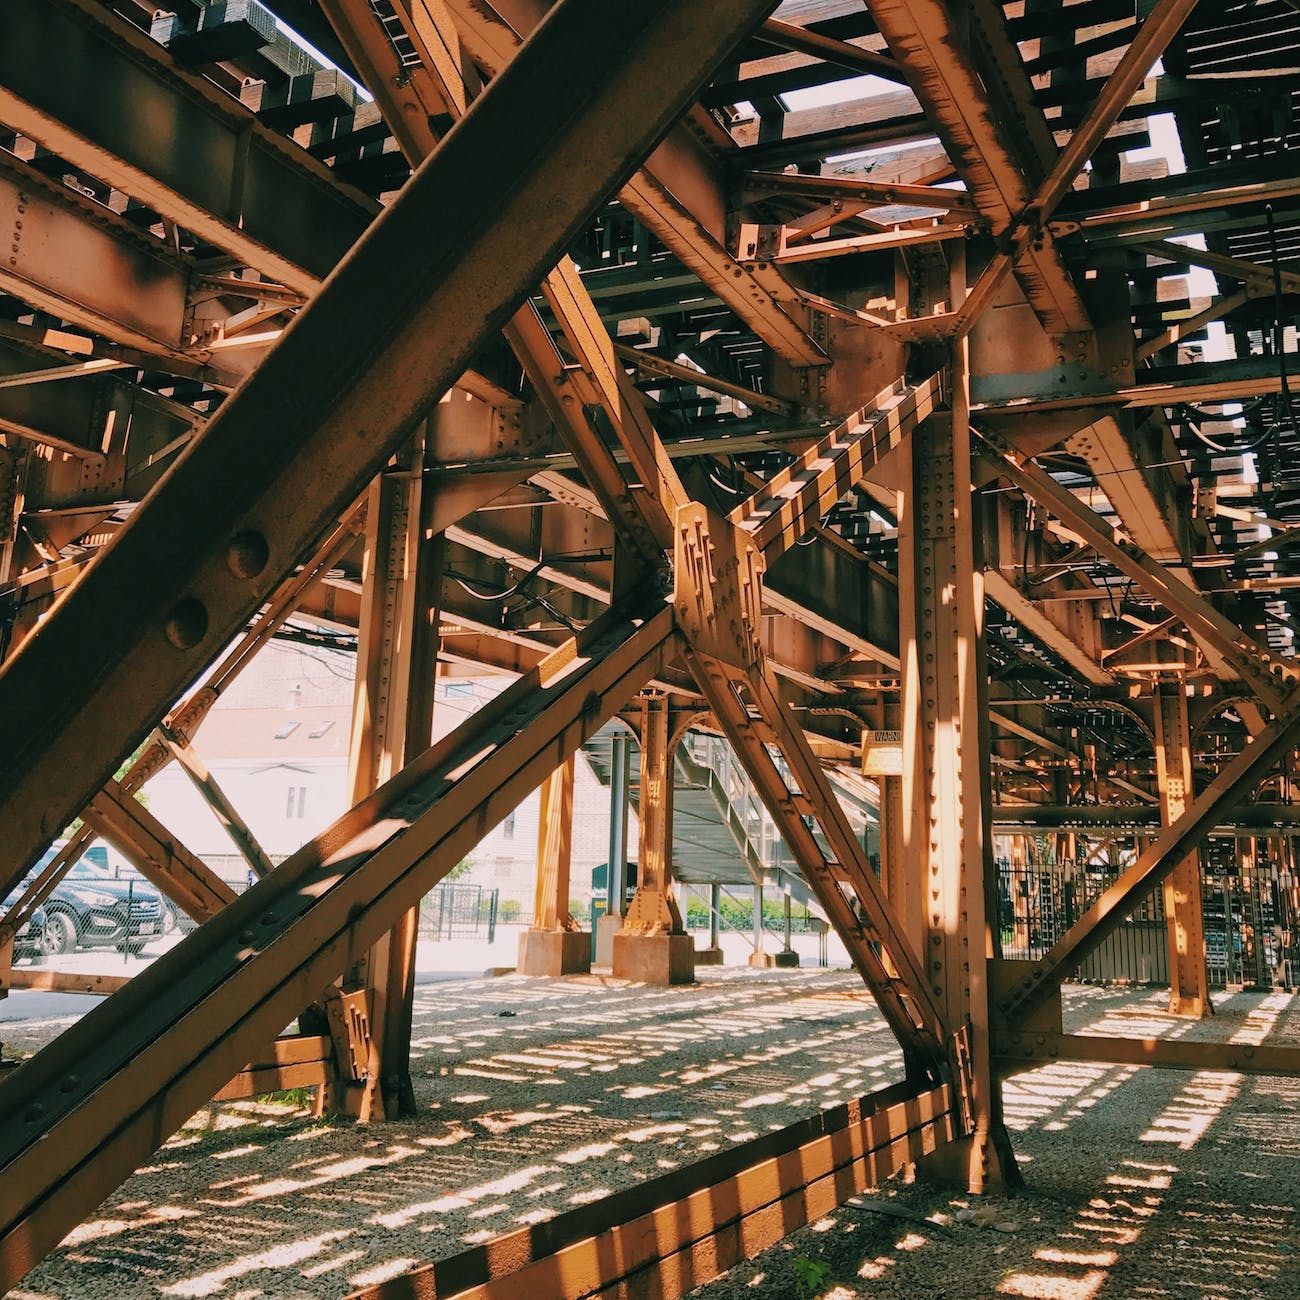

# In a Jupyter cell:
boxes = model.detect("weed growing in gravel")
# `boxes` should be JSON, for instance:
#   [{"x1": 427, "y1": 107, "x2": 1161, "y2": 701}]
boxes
[{"x1": 792, "y1": 1255, "x2": 832, "y2": 1297}]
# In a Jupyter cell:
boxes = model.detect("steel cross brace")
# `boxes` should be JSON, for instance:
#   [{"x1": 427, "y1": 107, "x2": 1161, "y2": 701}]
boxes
[
  {"x1": 505, "y1": 268, "x2": 955, "y2": 1067},
  {"x1": 729, "y1": 374, "x2": 942, "y2": 561},
  {"x1": 977, "y1": 427, "x2": 1297, "y2": 715},
  {"x1": 0, "y1": 0, "x2": 783, "y2": 897},
  {"x1": 672, "y1": 504, "x2": 950, "y2": 1075},
  {"x1": 0, "y1": 594, "x2": 675, "y2": 1289},
  {"x1": 999, "y1": 706, "x2": 1300, "y2": 1023},
  {"x1": 0, "y1": 502, "x2": 366, "y2": 942}
]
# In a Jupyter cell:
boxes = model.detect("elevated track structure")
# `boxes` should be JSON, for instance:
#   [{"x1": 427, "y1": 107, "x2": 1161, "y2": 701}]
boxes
[{"x1": 0, "y1": 0, "x2": 1299, "y2": 1293}]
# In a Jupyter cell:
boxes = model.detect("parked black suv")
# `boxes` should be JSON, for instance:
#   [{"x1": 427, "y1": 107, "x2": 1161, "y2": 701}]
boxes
[{"x1": 34, "y1": 848, "x2": 164, "y2": 956}]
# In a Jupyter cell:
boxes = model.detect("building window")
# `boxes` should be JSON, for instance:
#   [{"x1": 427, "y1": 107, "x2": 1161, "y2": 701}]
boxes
[
  {"x1": 286, "y1": 785, "x2": 307, "y2": 819},
  {"x1": 502, "y1": 810, "x2": 515, "y2": 841},
  {"x1": 308, "y1": 721, "x2": 334, "y2": 739},
  {"x1": 443, "y1": 681, "x2": 472, "y2": 699},
  {"x1": 275, "y1": 721, "x2": 300, "y2": 739}
]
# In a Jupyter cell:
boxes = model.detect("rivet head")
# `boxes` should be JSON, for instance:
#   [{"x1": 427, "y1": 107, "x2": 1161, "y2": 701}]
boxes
[
  {"x1": 164, "y1": 598, "x2": 208, "y2": 649},
  {"x1": 227, "y1": 530, "x2": 270, "y2": 579}
]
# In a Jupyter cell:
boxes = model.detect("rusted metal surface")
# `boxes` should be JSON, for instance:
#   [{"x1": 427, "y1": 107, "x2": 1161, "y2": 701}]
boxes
[{"x1": 344, "y1": 1080, "x2": 956, "y2": 1300}]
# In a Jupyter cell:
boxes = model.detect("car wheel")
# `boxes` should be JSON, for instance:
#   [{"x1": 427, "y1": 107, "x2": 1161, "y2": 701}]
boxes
[{"x1": 43, "y1": 910, "x2": 77, "y2": 957}]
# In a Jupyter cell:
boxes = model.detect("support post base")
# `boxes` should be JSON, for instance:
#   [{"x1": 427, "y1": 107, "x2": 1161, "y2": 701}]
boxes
[
  {"x1": 748, "y1": 951, "x2": 776, "y2": 969},
  {"x1": 774, "y1": 949, "x2": 800, "y2": 968},
  {"x1": 612, "y1": 932, "x2": 695, "y2": 985},
  {"x1": 694, "y1": 945, "x2": 725, "y2": 966},
  {"x1": 517, "y1": 928, "x2": 592, "y2": 977},
  {"x1": 1167, "y1": 993, "x2": 1212, "y2": 1019},
  {"x1": 594, "y1": 912, "x2": 623, "y2": 966}
]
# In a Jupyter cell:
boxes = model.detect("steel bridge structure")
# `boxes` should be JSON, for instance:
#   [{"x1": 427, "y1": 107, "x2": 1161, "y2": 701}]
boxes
[{"x1": 0, "y1": 0, "x2": 1298, "y2": 1293}]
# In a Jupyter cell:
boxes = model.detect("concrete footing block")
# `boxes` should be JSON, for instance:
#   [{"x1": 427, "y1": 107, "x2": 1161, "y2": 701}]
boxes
[
  {"x1": 774, "y1": 949, "x2": 800, "y2": 968},
  {"x1": 594, "y1": 912, "x2": 623, "y2": 966},
  {"x1": 517, "y1": 929, "x2": 592, "y2": 977},
  {"x1": 748, "y1": 951, "x2": 776, "y2": 969},
  {"x1": 693, "y1": 946, "x2": 725, "y2": 966},
  {"x1": 612, "y1": 932, "x2": 695, "y2": 985}
]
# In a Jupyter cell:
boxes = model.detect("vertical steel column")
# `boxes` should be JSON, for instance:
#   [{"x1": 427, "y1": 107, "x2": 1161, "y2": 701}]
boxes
[
  {"x1": 338, "y1": 429, "x2": 443, "y2": 1118},
  {"x1": 533, "y1": 757, "x2": 577, "y2": 931},
  {"x1": 710, "y1": 883, "x2": 721, "y2": 949},
  {"x1": 899, "y1": 338, "x2": 1018, "y2": 1190},
  {"x1": 620, "y1": 695, "x2": 681, "y2": 932},
  {"x1": 518, "y1": 755, "x2": 590, "y2": 975},
  {"x1": 1154, "y1": 686, "x2": 1212, "y2": 1017},
  {"x1": 607, "y1": 732, "x2": 631, "y2": 915},
  {"x1": 753, "y1": 883, "x2": 764, "y2": 953},
  {"x1": 613, "y1": 694, "x2": 692, "y2": 983}
]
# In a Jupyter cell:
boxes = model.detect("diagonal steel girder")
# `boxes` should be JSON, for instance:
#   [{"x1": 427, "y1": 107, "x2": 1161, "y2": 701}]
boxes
[
  {"x1": 978, "y1": 428, "x2": 1298, "y2": 714},
  {"x1": 0, "y1": 0, "x2": 782, "y2": 897},
  {"x1": 999, "y1": 706, "x2": 1300, "y2": 1024},
  {"x1": 866, "y1": 0, "x2": 1088, "y2": 334},
  {"x1": 437, "y1": 0, "x2": 828, "y2": 369},
  {"x1": 0, "y1": 595, "x2": 674, "y2": 1289},
  {"x1": 868, "y1": 0, "x2": 1226, "y2": 599},
  {"x1": 730, "y1": 375, "x2": 941, "y2": 561}
]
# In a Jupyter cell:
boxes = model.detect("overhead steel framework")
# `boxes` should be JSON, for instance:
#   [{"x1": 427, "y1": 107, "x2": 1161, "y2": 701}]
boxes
[{"x1": 0, "y1": 0, "x2": 1298, "y2": 1292}]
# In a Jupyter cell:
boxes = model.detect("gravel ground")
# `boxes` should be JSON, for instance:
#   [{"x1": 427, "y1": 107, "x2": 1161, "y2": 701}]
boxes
[
  {"x1": 687, "y1": 984, "x2": 1300, "y2": 1300},
  {"x1": 6, "y1": 973, "x2": 1298, "y2": 1300}
]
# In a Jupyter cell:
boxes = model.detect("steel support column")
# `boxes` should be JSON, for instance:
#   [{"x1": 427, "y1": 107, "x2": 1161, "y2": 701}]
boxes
[
  {"x1": 1154, "y1": 686, "x2": 1212, "y2": 1018},
  {"x1": 337, "y1": 432, "x2": 444, "y2": 1120},
  {"x1": 898, "y1": 345, "x2": 1018, "y2": 1190},
  {"x1": 613, "y1": 693, "x2": 693, "y2": 984},
  {"x1": 518, "y1": 755, "x2": 590, "y2": 976}
]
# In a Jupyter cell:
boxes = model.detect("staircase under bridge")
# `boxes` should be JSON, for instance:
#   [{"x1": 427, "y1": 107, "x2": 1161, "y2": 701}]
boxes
[{"x1": 580, "y1": 724, "x2": 878, "y2": 915}]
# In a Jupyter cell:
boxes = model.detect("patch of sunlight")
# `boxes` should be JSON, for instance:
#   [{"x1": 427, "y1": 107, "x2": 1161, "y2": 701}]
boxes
[
  {"x1": 894, "y1": 1232, "x2": 930, "y2": 1251},
  {"x1": 858, "y1": 1257, "x2": 895, "y2": 1280},
  {"x1": 810, "y1": 1217, "x2": 836, "y2": 1232},
  {"x1": 556, "y1": 1142, "x2": 618, "y2": 1164},
  {"x1": 569, "y1": 1187, "x2": 613, "y2": 1205},
  {"x1": 622, "y1": 1122, "x2": 689, "y2": 1143},
  {"x1": 1035, "y1": 1249, "x2": 1118, "y2": 1268},
  {"x1": 348, "y1": 1258, "x2": 419, "y2": 1288},
  {"x1": 162, "y1": 1229, "x2": 356, "y2": 1297},
  {"x1": 746, "y1": 1272, "x2": 767, "y2": 1287},
  {"x1": 476, "y1": 1110, "x2": 549, "y2": 1134},
  {"x1": 201, "y1": 1145, "x2": 423, "y2": 1207},
  {"x1": 211, "y1": 1144, "x2": 264, "y2": 1161},
  {"x1": 374, "y1": 1165, "x2": 556, "y2": 1229},
  {"x1": 63, "y1": 1204, "x2": 200, "y2": 1247},
  {"x1": 450, "y1": 1093, "x2": 491, "y2": 1103},
  {"x1": 997, "y1": 1269, "x2": 1107, "y2": 1299},
  {"x1": 621, "y1": 1085, "x2": 666, "y2": 1099},
  {"x1": 302, "y1": 1250, "x2": 366, "y2": 1278},
  {"x1": 515, "y1": 1208, "x2": 558, "y2": 1226}
]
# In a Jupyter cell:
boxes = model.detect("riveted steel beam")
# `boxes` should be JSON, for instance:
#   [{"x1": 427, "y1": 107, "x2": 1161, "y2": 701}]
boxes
[
  {"x1": 440, "y1": 0, "x2": 828, "y2": 369},
  {"x1": 0, "y1": 0, "x2": 783, "y2": 897},
  {"x1": 995, "y1": 1031, "x2": 1300, "y2": 1078},
  {"x1": 347, "y1": 1080, "x2": 955, "y2": 1300},
  {"x1": 0, "y1": 595, "x2": 674, "y2": 1288},
  {"x1": 731, "y1": 374, "x2": 940, "y2": 561},
  {"x1": 0, "y1": 0, "x2": 377, "y2": 295}
]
